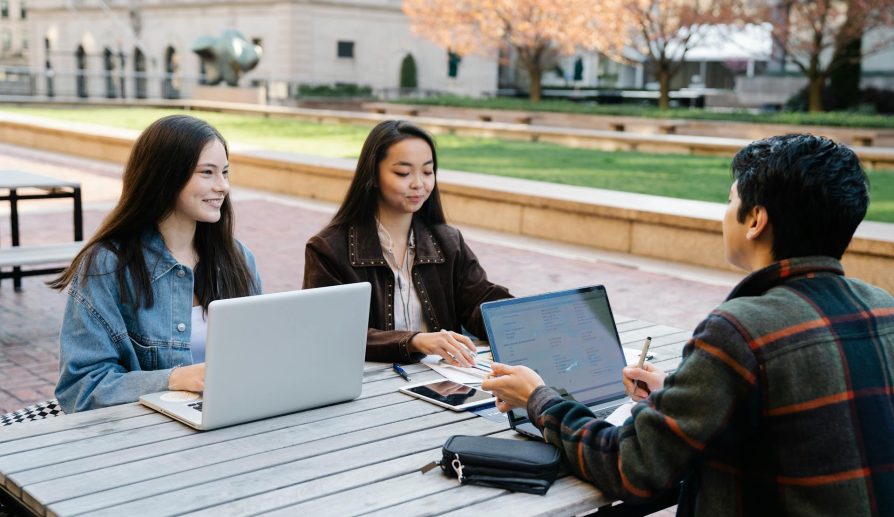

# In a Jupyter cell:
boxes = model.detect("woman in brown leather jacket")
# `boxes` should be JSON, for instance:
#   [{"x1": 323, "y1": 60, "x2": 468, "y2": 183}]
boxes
[{"x1": 303, "y1": 120, "x2": 511, "y2": 364}]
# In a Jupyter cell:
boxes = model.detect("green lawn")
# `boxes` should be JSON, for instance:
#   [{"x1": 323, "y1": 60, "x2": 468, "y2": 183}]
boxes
[{"x1": 3, "y1": 106, "x2": 893, "y2": 222}]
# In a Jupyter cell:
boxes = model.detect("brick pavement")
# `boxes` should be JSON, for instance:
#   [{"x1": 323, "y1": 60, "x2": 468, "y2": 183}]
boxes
[{"x1": 0, "y1": 143, "x2": 737, "y2": 413}]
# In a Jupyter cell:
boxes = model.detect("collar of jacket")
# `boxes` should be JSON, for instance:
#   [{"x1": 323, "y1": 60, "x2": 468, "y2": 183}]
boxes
[
  {"x1": 142, "y1": 229, "x2": 183, "y2": 282},
  {"x1": 725, "y1": 256, "x2": 844, "y2": 300},
  {"x1": 348, "y1": 216, "x2": 445, "y2": 268}
]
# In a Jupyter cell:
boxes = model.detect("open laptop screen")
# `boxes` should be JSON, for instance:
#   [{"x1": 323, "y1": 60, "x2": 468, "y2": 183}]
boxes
[{"x1": 482, "y1": 285, "x2": 627, "y2": 408}]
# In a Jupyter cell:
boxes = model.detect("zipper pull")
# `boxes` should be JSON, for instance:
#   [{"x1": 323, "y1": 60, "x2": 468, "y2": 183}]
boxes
[
  {"x1": 451, "y1": 453, "x2": 465, "y2": 483},
  {"x1": 419, "y1": 460, "x2": 439, "y2": 474}
]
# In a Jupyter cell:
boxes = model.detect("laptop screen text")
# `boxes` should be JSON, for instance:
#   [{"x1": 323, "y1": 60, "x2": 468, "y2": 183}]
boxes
[{"x1": 486, "y1": 287, "x2": 628, "y2": 407}]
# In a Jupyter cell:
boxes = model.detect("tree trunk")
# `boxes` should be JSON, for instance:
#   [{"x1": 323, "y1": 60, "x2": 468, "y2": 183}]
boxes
[
  {"x1": 657, "y1": 65, "x2": 671, "y2": 110},
  {"x1": 829, "y1": 0, "x2": 865, "y2": 111},
  {"x1": 525, "y1": 59, "x2": 543, "y2": 103},
  {"x1": 807, "y1": 73, "x2": 825, "y2": 112},
  {"x1": 829, "y1": 37, "x2": 861, "y2": 109}
]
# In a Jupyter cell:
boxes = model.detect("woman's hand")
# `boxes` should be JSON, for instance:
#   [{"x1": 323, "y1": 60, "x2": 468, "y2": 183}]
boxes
[
  {"x1": 622, "y1": 362, "x2": 666, "y2": 401},
  {"x1": 168, "y1": 363, "x2": 205, "y2": 392},
  {"x1": 408, "y1": 329, "x2": 477, "y2": 367},
  {"x1": 481, "y1": 363, "x2": 545, "y2": 412}
]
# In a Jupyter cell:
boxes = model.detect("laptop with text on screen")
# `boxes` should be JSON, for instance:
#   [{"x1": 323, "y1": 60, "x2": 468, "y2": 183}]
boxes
[
  {"x1": 481, "y1": 285, "x2": 631, "y2": 439},
  {"x1": 140, "y1": 282, "x2": 371, "y2": 431}
]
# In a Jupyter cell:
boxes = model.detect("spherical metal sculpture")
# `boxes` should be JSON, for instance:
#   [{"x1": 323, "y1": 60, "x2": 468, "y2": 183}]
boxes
[{"x1": 192, "y1": 29, "x2": 262, "y2": 87}]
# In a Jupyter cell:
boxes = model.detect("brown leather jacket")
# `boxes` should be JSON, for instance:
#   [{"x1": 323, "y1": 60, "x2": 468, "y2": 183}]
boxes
[{"x1": 303, "y1": 217, "x2": 512, "y2": 363}]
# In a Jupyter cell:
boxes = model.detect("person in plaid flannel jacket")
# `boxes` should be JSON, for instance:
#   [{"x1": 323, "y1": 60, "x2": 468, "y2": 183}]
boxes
[{"x1": 483, "y1": 134, "x2": 894, "y2": 516}]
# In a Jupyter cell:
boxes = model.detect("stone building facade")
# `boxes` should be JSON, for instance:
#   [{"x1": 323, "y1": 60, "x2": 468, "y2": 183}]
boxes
[{"x1": 23, "y1": 0, "x2": 497, "y2": 100}]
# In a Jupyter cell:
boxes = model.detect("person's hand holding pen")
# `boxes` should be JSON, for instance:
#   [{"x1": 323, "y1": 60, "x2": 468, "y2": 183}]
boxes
[{"x1": 622, "y1": 337, "x2": 666, "y2": 401}]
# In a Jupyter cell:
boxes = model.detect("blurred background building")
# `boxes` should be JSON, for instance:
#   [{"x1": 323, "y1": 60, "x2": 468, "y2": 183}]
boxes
[{"x1": 1, "y1": 0, "x2": 892, "y2": 109}]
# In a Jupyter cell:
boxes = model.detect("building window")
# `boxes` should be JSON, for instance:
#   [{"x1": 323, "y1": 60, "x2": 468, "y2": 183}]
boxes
[
  {"x1": 1, "y1": 30, "x2": 11, "y2": 52},
  {"x1": 20, "y1": 0, "x2": 26, "y2": 19},
  {"x1": 76, "y1": 45, "x2": 88, "y2": 98},
  {"x1": 337, "y1": 40, "x2": 354, "y2": 59},
  {"x1": 1, "y1": 0, "x2": 8, "y2": 19}
]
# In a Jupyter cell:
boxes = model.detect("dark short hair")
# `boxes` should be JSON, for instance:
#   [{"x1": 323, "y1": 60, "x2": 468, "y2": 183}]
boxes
[
  {"x1": 329, "y1": 120, "x2": 446, "y2": 227},
  {"x1": 731, "y1": 134, "x2": 869, "y2": 260}
]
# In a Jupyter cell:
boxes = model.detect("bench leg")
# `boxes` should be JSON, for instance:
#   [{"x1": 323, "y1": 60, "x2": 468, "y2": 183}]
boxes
[
  {"x1": 73, "y1": 187, "x2": 83, "y2": 241},
  {"x1": 9, "y1": 188, "x2": 22, "y2": 292}
]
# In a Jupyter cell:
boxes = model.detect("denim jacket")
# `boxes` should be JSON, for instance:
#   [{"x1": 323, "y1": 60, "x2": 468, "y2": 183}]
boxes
[{"x1": 55, "y1": 231, "x2": 262, "y2": 413}]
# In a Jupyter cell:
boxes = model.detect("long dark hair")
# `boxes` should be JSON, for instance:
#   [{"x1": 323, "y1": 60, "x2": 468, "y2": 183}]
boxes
[
  {"x1": 329, "y1": 120, "x2": 446, "y2": 228},
  {"x1": 50, "y1": 115, "x2": 256, "y2": 310}
]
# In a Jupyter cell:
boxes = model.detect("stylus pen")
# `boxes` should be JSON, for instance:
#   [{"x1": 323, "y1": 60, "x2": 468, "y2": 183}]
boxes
[
  {"x1": 392, "y1": 363, "x2": 411, "y2": 382},
  {"x1": 636, "y1": 337, "x2": 652, "y2": 393}
]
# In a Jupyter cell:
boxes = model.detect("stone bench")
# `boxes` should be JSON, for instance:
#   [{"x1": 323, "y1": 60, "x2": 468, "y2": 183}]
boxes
[{"x1": 0, "y1": 242, "x2": 84, "y2": 290}]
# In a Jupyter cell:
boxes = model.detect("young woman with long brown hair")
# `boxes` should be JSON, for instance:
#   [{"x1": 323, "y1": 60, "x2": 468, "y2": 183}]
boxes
[{"x1": 52, "y1": 115, "x2": 261, "y2": 413}]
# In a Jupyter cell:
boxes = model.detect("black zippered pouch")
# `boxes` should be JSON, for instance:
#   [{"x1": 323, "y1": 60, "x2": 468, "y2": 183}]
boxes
[{"x1": 438, "y1": 435, "x2": 561, "y2": 495}]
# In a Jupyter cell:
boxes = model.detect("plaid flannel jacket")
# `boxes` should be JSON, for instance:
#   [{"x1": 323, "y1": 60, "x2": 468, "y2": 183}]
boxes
[{"x1": 528, "y1": 256, "x2": 894, "y2": 516}]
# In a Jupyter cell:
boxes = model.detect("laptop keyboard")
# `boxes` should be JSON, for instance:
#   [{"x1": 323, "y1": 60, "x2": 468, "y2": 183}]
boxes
[
  {"x1": 188, "y1": 402, "x2": 203, "y2": 412},
  {"x1": 592, "y1": 405, "x2": 618, "y2": 419}
]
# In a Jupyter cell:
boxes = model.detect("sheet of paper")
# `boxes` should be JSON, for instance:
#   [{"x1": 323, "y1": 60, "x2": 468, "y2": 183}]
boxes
[
  {"x1": 421, "y1": 355, "x2": 487, "y2": 384},
  {"x1": 605, "y1": 401, "x2": 634, "y2": 426},
  {"x1": 469, "y1": 403, "x2": 507, "y2": 424}
]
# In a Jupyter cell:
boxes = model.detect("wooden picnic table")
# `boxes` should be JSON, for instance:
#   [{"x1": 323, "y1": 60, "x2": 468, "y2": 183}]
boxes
[
  {"x1": 0, "y1": 171, "x2": 84, "y2": 291},
  {"x1": 0, "y1": 315, "x2": 690, "y2": 517}
]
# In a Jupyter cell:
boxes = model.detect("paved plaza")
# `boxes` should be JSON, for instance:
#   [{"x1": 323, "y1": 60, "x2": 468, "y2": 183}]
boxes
[{"x1": 0, "y1": 142, "x2": 738, "y2": 414}]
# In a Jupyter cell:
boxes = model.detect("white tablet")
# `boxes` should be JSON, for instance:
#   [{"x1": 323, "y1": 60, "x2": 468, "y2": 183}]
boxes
[{"x1": 399, "y1": 379, "x2": 495, "y2": 411}]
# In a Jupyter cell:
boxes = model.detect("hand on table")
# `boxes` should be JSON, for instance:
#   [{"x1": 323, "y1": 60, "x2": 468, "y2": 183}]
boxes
[
  {"x1": 409, "y1": 329, "x2": 477, "y2": 367},
  {"x1": 481, "y1": 362, "x2": 545, "y2": 413}
]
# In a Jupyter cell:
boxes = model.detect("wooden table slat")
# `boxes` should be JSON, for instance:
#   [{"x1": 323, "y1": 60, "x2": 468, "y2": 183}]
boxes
[
  {"x1": 52, "y1": 411, "x2": 491, "y2": 517},
  {"x1": 179, "y1": 422, "x2": 512, "y2": 517},
  {"x1": 315, "y1": 429, "x2": 524, "y2": 517},
  {"x1": 0, "y1": 403, "x2": 157, "y2": 445},
  {"x1": 618, "y1": 324, "x2": 687, "y2": 344},
  {"x1": 439, "y1": 475, "x2": 610, "y2": 516},
  {"x1": 31, "y1": 397, "x2": 444, "y2": 511},
  {"x1": 2, "y1": 419, "x2": 188, "y2": 489},
  {"x1": 195, "y1": 422, "x2": 511, "y2": 517},
  {"x1": 0, "y1": 413, "x2": 171, "y2": 458},
  {"x1": 11, "y1": 392, "x2": 411, "y2": 488}
]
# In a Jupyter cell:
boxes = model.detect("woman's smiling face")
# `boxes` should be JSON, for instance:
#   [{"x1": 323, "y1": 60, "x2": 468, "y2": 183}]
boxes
[{"x1": 376, "y1": 137, "x2": 435, "y2": 218}]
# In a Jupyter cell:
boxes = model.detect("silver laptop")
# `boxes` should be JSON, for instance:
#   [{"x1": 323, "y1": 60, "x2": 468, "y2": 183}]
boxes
[
  {"x1": 140, "y1": 282, "x2": 371, "y2": 430},
  {"x1": 481, "y1": 285, "x2": 630, "y2": 438}
]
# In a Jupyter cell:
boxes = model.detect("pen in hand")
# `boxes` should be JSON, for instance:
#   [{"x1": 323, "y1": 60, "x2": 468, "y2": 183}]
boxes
[
  {"x1": 392, "y1": 363, "x2": 411, "y2": 382},
  {"x1": 635, "y1": 337, "x2": 652, "y2": 394}
]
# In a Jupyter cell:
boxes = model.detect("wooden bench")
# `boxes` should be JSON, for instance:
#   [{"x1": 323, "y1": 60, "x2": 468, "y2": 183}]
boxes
[{"x1": 0, "y1": 242, "x2": 84, "y2": 290}]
